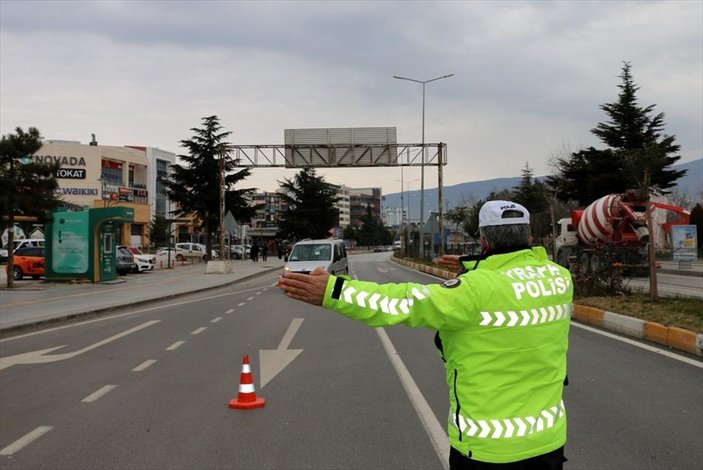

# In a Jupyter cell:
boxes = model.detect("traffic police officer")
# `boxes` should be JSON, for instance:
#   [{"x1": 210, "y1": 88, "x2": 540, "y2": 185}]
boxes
[{"x1": 277, "y1": 200, "x2": 572, "y2": 469}]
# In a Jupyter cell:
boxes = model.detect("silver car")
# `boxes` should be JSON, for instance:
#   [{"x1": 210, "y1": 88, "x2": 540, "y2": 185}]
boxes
[{"x1": 283, "y1": 239, "x2": 348, "y2": 276}]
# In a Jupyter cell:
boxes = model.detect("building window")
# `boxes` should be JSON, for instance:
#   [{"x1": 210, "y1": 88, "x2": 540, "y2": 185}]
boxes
[{"x1": 101, "y1": 160, "x2": 123, "y2": 185}]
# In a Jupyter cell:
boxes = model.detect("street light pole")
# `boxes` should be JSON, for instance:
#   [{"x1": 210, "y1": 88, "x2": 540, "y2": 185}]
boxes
[
  {"x1": 393, "y1": 73, "x2": 453, "y2": 226},
  {"x1": 218, "y1": 144, "x2": 226, "y2": 262}
]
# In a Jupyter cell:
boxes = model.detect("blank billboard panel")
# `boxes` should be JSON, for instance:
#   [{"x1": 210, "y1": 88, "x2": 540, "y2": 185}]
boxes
[{"x1": 283, "y1": 127, "x2": 398, "y2": 167}]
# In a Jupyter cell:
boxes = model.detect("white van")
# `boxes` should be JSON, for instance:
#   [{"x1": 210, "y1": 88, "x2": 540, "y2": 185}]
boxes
[{"x1": 283, "y1": 239, "x2": 348, "y2": 276}]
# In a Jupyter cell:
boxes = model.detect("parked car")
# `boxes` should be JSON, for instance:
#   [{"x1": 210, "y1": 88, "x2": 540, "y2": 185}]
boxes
[
  {"x1": 229, "y1": 245, "x2": 249, "y2": 259},
  {"x1": 116, "y1": 245, "x2": 136, "y2": 275},
  {"x1": 174, "y1": 243, "x2": 218, "y2": 261},
  {"x1": 7, "y1": 246, "x2": 45, "y2": 280},
  {"x1": 126, "y1": 246, "x2": 156, "y2": 273},
  {"x1": 156, "y1": 247, "x2": 177, "y2": 257},
  {"x1": 283, "y1": 238, "x2": 348, "y2": 275},
  {"x1": 1, "y1": 238, "x2": 45, "y2": 263}
]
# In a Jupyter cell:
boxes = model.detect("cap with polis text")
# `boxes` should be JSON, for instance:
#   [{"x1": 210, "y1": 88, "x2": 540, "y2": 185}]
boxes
[{"x1": 478, "y1": 200, "x2": 530, "y2": 228}]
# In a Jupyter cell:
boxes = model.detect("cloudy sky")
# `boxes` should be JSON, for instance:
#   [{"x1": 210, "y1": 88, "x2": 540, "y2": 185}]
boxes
[{"x1": 1, "y1": 0, "x2": 701, "y2": 195}]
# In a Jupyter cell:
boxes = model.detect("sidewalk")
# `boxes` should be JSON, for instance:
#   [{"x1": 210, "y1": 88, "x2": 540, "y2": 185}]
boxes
[{"x1": 0, "y1": 257, "x2": 285, "y2": 333}]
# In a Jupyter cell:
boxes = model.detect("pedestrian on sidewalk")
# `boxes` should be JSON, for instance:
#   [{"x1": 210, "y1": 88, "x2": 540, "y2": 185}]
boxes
[
  {"x1": 262, "y1": 243, "x2": 268, "y2": 262},
  {"x1": 278, "y1": 200, "x2": 572, "y2": 469},
  {"x1": 250, "y1": 244, "x2": 259, "y2": 262}
]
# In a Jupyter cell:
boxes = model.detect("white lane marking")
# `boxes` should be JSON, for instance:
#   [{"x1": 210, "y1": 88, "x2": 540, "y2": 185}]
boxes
[
  {"x1": 225, "y1": 309, "x2": 235, "y2": 314},
  {"x1": 237, "y1": 302, "x2": 246, "y2": 307},
  {"x1": 132, "y1": 360, "x2": 157, "y2": 372},
  {"x1": 571, "y1": 322, "x2": 703, "y2": 368},
  {"x1": 166, "y1": 341, "x2": 185, "y2": 351},
  {"x1": 256, "y1": 292, "x2": 262, "y2": 295},
  {"x1": 81, "y1": 385, "x2": 117, "y2": 403},
  {"x1": 191, "y1": 327, "x2": 206, "y2": 335},
  {"x1": 211, "y1": 317, "x2": 223, "y2": 323},
  {"x1": 376, "y1": 328, "x2": 449, "y2": 470},
  {"x1": 1, "y1": 285, "x2": 269, "y2": 342},
  {"x1": 247, "y1": 296, "x2": 255, "y2": 301},
  {"x1": 0, "y1": 426, "x2": 54, "y2": 456}
]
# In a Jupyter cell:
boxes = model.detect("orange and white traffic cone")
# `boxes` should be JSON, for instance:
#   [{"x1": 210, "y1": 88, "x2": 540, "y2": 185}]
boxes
[{"x1": 229, "y1": 354, "x2": 266, "y2": 410}]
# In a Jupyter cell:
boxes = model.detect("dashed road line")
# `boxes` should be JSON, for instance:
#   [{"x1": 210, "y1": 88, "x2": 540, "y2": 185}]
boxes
[
  {"x1": 237, "y1": 302, "x2": 246, "y2": 307},
  {"x1": 211, "y1": 317, "x2": 223, "y2": 323},
  {"x1": 191, "y1": 327, "x2": 207, "y2": 335},
  {"x1": 225, "y1": 309, "x2": 235, "y2": 314},
  {"x1": 166, "y1": 341, "x2": 185, "y2": 351},
  {"x1": 132, "y1": 360, "x2": 157, "y2": 372},
  {"x1": 81, "y1": 385, "x2": 117, "y2": 403},
  {"x1": 256, "y1": 291, "x2": 262, "y2": 295},
  {"x1": 247, "y1": 296, "x2": 255, "y2": 301},
  {"x1": 0, "y1": 426, "x2": 54, "y2": 456}
]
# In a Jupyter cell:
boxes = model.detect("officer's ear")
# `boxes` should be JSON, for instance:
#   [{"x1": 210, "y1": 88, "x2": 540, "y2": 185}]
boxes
[{"x1": 479, "y1": 237, "x2": 490, "y2": 253}]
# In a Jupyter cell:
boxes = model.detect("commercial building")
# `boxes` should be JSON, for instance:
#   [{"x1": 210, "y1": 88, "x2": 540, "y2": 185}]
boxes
[
  {"x1": 33, "y1": 139, "x2": 176, "y2": 248},
  {"x1": 349, "y1": 187, "x2": 382, "y2": 227}
]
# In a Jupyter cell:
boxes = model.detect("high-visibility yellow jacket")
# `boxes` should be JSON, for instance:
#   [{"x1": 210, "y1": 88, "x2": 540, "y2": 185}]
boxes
[{"x1": 322, "y1": 246, "x2": 572, "y2": 463}]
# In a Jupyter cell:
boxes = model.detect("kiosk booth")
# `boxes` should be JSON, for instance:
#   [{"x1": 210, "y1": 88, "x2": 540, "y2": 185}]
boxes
[{"x1": 45, "y1": 207, "x2": 135, "y2": 282}]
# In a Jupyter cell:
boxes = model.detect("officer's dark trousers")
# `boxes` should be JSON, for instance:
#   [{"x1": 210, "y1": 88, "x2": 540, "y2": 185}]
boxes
[{"x1": 449, "y1": 446, "x2": 565, "y2": 470}]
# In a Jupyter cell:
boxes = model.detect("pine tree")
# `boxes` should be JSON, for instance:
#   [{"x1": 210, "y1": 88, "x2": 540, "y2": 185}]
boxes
[
  {"x1": 551, "y1": 62, "x2": 686, "y2": 204},
  {"x1": 277, "y1": 168, "x2": 339, "y2": 240},
  {"x1": 1, "y1": 126, "x2": 60, "y2": 287},
  {"x1": 161, "y1": 116, "x2": 255, "y2": 258}
]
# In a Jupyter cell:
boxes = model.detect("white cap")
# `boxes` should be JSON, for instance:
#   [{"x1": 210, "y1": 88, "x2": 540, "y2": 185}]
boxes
[{"x1": 478, "y1": 200, "x2": 530, "y2": 228}]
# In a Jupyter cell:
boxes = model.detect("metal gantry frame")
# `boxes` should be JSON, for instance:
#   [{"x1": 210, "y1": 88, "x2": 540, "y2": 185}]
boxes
[{"x1": 230, "y1": 142, "x2": 448, "y2": 256}]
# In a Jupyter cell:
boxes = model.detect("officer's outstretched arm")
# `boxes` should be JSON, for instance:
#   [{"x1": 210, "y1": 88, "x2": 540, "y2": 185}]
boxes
[
  {"x1": 277, "y1": 267, "x2": 329, "y2": 306},
  {"x1": 321, "y1": 275, "x2": 481, "y2": 330}
]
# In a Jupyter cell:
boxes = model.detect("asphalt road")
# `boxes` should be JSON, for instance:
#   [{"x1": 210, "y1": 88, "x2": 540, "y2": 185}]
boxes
[
  {"x1": 1, "y1": 253, "x2": 701, "y2": 469},
  {"x1": 625, "y1": 272, "x2": 703, "y2": 298}
]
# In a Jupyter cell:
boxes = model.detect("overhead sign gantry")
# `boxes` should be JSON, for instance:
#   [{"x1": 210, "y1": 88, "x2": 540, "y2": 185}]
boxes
[{"x1": 230, "y1": 127, "x2": 448, "y2": 255}]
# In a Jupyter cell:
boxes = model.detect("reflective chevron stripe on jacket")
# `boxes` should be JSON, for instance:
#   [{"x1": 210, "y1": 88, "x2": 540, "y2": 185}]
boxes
[{"x1": 452, "y1": 400, "x2": 566, "y2": 439}]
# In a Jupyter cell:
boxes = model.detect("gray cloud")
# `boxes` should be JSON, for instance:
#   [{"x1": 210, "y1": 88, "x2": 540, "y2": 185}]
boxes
[{"x1": 1, "y1": 0, "x2": 700, "y2": 194}]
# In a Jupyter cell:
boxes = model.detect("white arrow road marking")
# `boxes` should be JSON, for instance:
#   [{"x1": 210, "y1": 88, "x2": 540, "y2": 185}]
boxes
[
  {"x1": 0, "y1": 426, "x2": 53, "y2": 456},
  {"x1": 356, "y1": 291, "x2": 369, "y2": 308},
  {"x1": 368, "y1": 293, "x2": 381, "y2": 310},
  {"x1": 0, "y1": 320, "x2": 160, "y2": 371},
  {"x1": 259, "y1": 318, "x2": 304, "y2": 388}
]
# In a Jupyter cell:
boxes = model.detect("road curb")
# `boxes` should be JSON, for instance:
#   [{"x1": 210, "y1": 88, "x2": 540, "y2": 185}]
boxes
[
  {"x1": 390, "y1": 256, "x2": 702, "y2": 357},
  {"x1": 0, "y1": 265, "x2": 283, "y2": 337}
]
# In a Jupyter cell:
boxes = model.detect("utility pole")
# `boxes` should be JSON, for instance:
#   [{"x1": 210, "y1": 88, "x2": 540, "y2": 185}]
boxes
[{"x1": 219, "y1": 144, "x2": 226, "y2": 261}]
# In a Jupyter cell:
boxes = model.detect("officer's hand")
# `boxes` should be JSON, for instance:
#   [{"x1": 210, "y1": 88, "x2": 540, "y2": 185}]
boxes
[
  {"x1": 438, "y1": 255, "x2": 462, "y2": 271},
  {"x1": 277, "y1": 267, "x2": 330, "y2": 306}
]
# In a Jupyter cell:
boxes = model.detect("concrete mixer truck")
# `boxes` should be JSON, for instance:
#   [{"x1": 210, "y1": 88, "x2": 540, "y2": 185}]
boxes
[{"x1": 554, "y1": 191, "x2": 689, "y2": 273}]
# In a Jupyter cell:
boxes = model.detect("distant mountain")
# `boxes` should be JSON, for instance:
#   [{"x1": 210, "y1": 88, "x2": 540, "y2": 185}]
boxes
[{"x1": 383, "y1": 158, "x2": 702, "y2": 219}]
